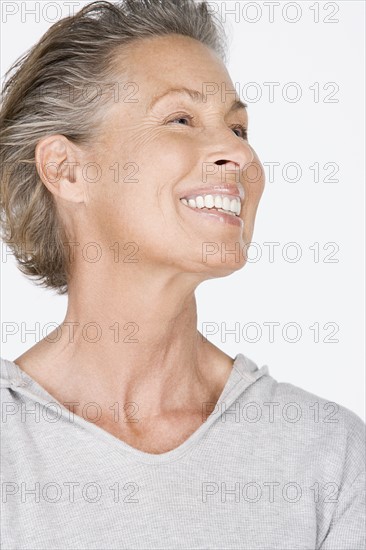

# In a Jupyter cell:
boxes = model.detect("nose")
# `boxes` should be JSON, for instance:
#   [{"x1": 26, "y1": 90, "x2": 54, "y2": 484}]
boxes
[{"x1": 203, "y1": 129, "x2": 255, "y2": 184}]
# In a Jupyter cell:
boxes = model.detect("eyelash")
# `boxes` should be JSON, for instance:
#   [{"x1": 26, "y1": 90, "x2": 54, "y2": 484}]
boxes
[{"x1": 166, "y1": 114, "x2": 248, "y2": 140}]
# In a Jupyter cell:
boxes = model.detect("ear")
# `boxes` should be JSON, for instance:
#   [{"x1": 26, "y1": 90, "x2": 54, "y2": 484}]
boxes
[{"x1": 35, "y1": 135, "x2": 86, "y2": 203}]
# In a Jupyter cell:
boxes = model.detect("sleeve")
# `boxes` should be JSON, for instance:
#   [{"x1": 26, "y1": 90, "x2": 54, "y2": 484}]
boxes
[{"x1": 319, "y1": 414, "x2": 366, "y2": 550}]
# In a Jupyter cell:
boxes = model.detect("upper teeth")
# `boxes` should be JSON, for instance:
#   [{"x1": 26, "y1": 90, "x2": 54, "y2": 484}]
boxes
[{"x1": 180, "y1": 194, "x2": 241, "y2": 216}]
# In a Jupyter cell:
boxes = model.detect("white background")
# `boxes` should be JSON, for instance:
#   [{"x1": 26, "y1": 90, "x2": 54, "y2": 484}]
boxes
[{"x1": 1, "y1": 1, "x2": 365, "y2": 420}]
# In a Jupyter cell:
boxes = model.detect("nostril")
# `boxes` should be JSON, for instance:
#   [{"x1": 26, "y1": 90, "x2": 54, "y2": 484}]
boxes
[{"x1": 215, "y1": 159, "x2": 229, "y2": 165}]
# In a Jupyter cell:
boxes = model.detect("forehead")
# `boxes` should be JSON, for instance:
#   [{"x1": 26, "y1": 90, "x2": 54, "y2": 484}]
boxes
[{"x1": 114, "y1": 34, "x2": 234, "y2": 98}]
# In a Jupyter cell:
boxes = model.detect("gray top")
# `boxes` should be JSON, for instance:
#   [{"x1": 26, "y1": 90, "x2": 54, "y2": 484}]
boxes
[{"x1": 0, "y1": 353, "x2": 365, "y2": 549}]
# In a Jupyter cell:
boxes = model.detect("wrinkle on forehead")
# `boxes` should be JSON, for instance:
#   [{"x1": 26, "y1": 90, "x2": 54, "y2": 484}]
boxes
[{"x1": 107, "y1": 33, "x2": 230, "y2": 97}]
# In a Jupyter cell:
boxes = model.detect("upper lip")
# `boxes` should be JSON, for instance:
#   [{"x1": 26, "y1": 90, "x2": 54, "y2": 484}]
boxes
[{"x1": 179, "y1": 184, "x2": 244, "y2": 202}]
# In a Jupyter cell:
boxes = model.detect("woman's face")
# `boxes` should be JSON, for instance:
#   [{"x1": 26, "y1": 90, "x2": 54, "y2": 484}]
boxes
[{"x1": 79, "y1": 34, "x2": 265, "y2": 279}]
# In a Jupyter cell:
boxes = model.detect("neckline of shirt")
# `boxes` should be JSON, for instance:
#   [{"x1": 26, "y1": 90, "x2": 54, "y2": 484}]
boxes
[{"x1": 2, "y1": 353, "x2": 264, "y2": 465}]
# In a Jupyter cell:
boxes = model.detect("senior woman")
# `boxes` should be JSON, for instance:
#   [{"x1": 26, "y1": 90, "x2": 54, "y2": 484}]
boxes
[{"x1": 0, "y1": 1, "x2": 364, "y2": 549}]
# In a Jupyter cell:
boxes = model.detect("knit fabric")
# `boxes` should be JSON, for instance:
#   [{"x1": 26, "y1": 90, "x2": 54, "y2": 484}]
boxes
[{"x1": 0, "y1": 353, "x2": 365, "y2": 549}]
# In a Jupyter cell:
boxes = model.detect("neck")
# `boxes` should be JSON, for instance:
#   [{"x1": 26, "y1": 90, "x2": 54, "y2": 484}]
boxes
[{"x1": 29, "y1": 264, "x2": 234, "y2": 417}]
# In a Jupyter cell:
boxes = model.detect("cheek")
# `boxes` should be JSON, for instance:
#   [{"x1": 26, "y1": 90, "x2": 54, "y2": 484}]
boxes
[
  {"x1": 134, "y1": 134, "x2": 198, "y2": 185},
  {"x1": 85, "y1": 133, "x2": 199, "y2": 241}
]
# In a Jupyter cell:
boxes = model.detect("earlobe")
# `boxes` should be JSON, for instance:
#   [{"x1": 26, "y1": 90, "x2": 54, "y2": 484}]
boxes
[{"x1": 35, "y1": 135, "x2": 85, "y2": 203}]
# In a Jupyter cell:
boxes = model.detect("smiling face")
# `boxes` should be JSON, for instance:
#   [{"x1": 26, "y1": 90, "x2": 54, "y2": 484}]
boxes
[{"x1": 79, "y1": 34, "x2": 265, "y2": 279}]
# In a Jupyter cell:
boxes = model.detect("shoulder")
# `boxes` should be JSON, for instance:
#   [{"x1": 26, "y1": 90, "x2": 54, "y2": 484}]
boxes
[
  {"x1": 241, "y1": 357, "x2": 364, "y2": 429},
  {"x1": 239, "y1": 354, "x2": 364, "y2": 438},
  {"x1": 263, "y1": 375, "x2": 365, "y2": 487},
  {"x1": 272, "y1": 378, "x2": 365, "y2": 437},
  {"x1": 238, "y1": 357, "x2": 365, "y2": 480},
  {"x1": 0, "y1": 356, "x2": 27, "y2": 390}
]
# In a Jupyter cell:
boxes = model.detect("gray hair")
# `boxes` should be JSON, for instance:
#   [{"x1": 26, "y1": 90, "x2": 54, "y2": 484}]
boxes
[{"x1": 0, "y1": 0, "x2": 227, "y2": 295}]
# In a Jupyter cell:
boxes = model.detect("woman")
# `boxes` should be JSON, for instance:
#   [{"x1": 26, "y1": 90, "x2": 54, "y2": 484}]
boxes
[{"x1": 0, "y1": 1, "x2": 364, "y2": 548}]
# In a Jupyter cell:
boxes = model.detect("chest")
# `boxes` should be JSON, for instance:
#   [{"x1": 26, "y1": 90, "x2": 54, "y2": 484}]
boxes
[{"x1": 93, "y1": 412, "x2": 205, "y2": 454}]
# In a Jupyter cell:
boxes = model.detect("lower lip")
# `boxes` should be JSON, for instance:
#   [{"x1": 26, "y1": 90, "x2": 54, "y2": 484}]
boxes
[{"x1": 180, "y1": 202, "x2": 244, "y2": 228}]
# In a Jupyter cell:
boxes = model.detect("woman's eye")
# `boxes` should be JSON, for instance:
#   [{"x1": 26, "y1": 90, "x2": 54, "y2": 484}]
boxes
[
  {"x1": 232, "y1": 125, "x2": 248, "y2": 140},
  {"x1": 167, "y1": 115, "x2": 193, "y2": 125},
  {"x1": 166, "y1": 116, "x2": 248, "y2": 140}
]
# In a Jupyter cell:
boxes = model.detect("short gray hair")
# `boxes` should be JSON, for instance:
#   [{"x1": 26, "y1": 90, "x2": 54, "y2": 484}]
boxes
[{"x1": 0, "y1": 0, "x2": 227, "y2": 295}]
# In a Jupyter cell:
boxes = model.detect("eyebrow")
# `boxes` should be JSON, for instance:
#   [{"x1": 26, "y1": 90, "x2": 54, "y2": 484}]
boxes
[{"x1": 147, "y1": 87, "x2": 248, "y2": 114}]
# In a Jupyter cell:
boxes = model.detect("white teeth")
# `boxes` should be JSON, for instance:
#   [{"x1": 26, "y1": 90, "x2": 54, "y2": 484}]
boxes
[
  {"x1": 204, "y1": 195, "x2": 214, "y2": 208},
  {"x1": 214, "y1": 196, "x2": 223, "y2": 209},
  {"x1": 180, "y1": 193, "x2": 241, "y2": 216},
  {"x1": 230, "y1": 199, "x2": 238, "y2": 214},
  {"x1": 222, "y1": 197, "x2": 231, "y2": 211},
  {"x1": 196, "y1": 195, "x2": 204, "y2": 208}
]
